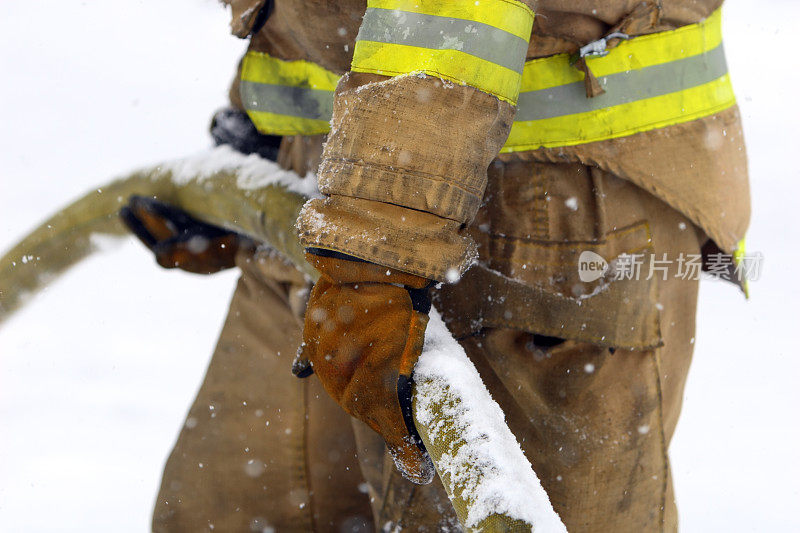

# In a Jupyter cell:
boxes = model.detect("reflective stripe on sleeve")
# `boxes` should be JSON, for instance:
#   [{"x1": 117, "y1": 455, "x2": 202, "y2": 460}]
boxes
[
  {"x1": 240, "y1": 8, "x2": 735, "y2": 150},
  {"x1": 240, "y1": 52, "x2": 340, "y2": 136},
  {"x1": 351, "y1": 0, "x2": 535, "y2": 105}
]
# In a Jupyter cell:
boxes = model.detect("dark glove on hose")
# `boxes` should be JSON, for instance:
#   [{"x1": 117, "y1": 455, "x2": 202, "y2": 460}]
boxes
[
  {"x1": 294, "y1": 249, "x2": 435, "y2": 484},
  {"x1": 120, "y1": 195, "x2": 250, "y2": 274}
]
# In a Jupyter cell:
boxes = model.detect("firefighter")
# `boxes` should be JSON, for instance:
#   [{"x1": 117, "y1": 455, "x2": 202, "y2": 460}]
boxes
[{"x1": 124, "y1": 0, "x2": 749, "y2": 530}]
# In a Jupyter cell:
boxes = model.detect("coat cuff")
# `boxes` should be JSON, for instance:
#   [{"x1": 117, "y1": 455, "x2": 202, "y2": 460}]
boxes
[
  {"x1": 296, "y1": 195, "x2": 477, "y2": 282},
  {"x1": 298, "y1": 73, "x2": 514, "y2": 280}
]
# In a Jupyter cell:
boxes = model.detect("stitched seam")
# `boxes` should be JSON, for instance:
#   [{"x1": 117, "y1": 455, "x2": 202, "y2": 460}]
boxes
[
  {"x1": 651, "y1": 348, "x2": 669, "y2": 531},
  {"x1": 471, "y1": 284, "x2": 664, "y2": 348},
  {"x1": 397, "y1": 484, "x2": 419, "y2": 530},
  {"x1": 480, "y1": 221, "x2": 652, "y2": 269},
  {"x1": 480, "y1": 220, "x2": 649, "y2": 247},
  {"x1": 301, "y1": 381, "x2": 318, "y2": 531},
  {"x1": 322, "y1": 156, "x2": 485, "y2": 198},
  {"x1": 377, "y1": 470, "x2": 393, "y2": 526},
  {"x1": 322, "y1": 188, "x2": 476, "y2": 225},
  {"x1": 499, "y1": 0, "x2": 535, "y2": 19},
  {"x1": 486, "y1": 242, "x2": 652, "y2": 268},
  {"x1": 474, "y1": 316, "x2": 664, "y2": 349},
  {"x1": 323, "y1": 192, "x2": 473, "y2": 224},
  {"x1": 350, "y1": 65, "x2": 518, "y2": 105}
]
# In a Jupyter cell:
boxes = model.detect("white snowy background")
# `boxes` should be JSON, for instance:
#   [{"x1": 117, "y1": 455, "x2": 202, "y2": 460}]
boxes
[{"x1": 1, "y1": 0, "x2": 798, "y2": 531}]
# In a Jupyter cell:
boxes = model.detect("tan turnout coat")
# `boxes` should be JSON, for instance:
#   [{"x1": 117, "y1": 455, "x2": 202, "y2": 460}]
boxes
[{"x1": 152, "y1": 2, "x2": 750, "y2": 531}]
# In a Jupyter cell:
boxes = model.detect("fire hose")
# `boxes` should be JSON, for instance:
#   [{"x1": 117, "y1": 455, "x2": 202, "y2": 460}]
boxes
[{"x1": 0, "y1": 148, "x2": 565, "y2": 532}]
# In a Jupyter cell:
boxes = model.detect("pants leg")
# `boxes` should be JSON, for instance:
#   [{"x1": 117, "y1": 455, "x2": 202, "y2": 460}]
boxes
[
  {"x1": 360, "y1": 313, "x2": 694, "y2": 533},
  {"x1": 453, "y1": 166, "x2": 701, "y2": 531},
  {"x1": 460, "y1": 327, "x2": 691, "y2": 532},
  {"x1": 365, "y1": 162, "x2": 702, "y2": 531},
  {"x1": 350, "y1": 418, "x2": 462, "y2": 532},
  {"x1": 152, "y1": 251, "x2": 373, "y2": 532}
]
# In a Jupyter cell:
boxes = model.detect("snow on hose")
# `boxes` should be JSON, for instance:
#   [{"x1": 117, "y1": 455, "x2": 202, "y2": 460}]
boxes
[
  {"x1": 419, "y1": 311, "x2": 566, "y2": 532},
  {"x1": 0, "y1": 146, "x2": 315, "y2": 321},
  {"x1": 0, "y1": 147, "x2": 566, "y2": 532}
]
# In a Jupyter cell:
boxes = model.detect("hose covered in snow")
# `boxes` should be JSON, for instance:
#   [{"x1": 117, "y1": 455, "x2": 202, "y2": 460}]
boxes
[
  {"x1": 0, "y1": 147, "x2": 566, "y2": 532},
  {"x1": 0, "y1": 147, "x2": 315, "y2": 322}
]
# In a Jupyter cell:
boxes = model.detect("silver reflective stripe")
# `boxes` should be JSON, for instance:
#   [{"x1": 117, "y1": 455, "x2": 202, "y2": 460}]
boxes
[
  {"x1": 357, "y1": 7, "x2": 528, "y2": 74},
  {"x1": 240, "y1": 80, "x2": 334, "y2": 121},
  {"x1": 515, "y1": 43, "x2": 729, "y2": 121}
]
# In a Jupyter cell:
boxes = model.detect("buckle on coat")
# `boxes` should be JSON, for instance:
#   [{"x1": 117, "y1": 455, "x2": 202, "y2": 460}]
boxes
[
  {"x1": 569, "y1": 32, "x2": 630, "y2": 98},
  {"x1": 578, "y1": 32, "x2": 630, "y2": 58}
]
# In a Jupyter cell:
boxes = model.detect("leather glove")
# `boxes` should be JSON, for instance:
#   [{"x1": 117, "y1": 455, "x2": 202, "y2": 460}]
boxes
[
  {"x1": 120, "y1": 195, "x2": 250, "y2": 274},
  {"x1": 294, "y1": 249, "x2": 435, "y2": 484},
  {"x1": 210, "y1": 107, "x2": 282, "y2": 161}
]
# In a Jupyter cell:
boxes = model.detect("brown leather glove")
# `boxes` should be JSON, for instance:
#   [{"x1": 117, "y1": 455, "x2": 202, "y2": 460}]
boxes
[
  {"x1": 120, "y1": 195, "x2": 250, "y2": 274},
  {"x1": 294, "y1": 249, "x2": 435, "y2": 484}
]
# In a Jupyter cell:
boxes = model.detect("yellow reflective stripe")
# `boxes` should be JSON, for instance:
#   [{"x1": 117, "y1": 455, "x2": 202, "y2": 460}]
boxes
[
  {"x1": 519, "y1": 9, "x2": 724, "y2": 93},
  {"x1": 589, "y1": 8, "x2": 723, "y2": 78},
  {"x1": 517, "y1": 54, "x2": 582, "y2": 93},
  {"x1": 502, "y1": 8, "x2": 733, "y2": 151},
  {"x1": 241, "y1": 51, "x2": 339, "y2": 91},
  {"x1": 240, "y1": 51, "x2": 339, "y2": 135},
  {"x1": 367, "y1": 0, "x2": 535, "y2": 41},
  {"x1": 245, "y1": 110, "x2": 333, "y2": 136},
  {"x1": 241, "y1": 8, "x2": 734, "y2": 150},
  {"x1": 733, "y1": 237, "x2": 746, "y2": 267},
  {"x1": 503, "y1": 74, "x2": 735, "y2": 151},
  {"x1": 351, "y1": 40, "x2": 524, "y2": 104},
  {"x1": 733, "y1": 237, "x2": 749, "y2": 298},
  {"x1": 351, "y1": 0, "x2": 534, "y2": 104}
]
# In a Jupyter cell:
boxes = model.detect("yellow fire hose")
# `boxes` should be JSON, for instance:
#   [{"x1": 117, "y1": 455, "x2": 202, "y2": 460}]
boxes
[{"x1": 0, "y1": 152, "x2": 565, "y2": 532}]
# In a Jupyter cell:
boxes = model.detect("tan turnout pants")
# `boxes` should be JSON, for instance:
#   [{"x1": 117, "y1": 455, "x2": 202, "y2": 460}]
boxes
[{"x1": 152, "y1": 161, "x2": 702, "y2": 532}]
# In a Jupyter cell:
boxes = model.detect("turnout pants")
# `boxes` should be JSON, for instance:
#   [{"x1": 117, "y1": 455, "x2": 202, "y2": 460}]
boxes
[{"x1": 152, "y1": 161, "x2": 702, "y2": 532}]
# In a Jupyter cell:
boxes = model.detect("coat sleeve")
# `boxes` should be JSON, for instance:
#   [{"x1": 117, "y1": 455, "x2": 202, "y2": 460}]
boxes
[
  {"x1": 296, "y1": 0, "x2": 536, "y2": 282},
  {"x1": 221, "y1": 0, "x2": 270, "y2": 38}
]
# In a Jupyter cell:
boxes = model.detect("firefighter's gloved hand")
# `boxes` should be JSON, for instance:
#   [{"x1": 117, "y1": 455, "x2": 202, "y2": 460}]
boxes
[
  {"x1": 120, "y1": 195, "x2": 250, "y2": 274},
  {"x1": 294, "y1": 249, "x2": 435, "y2": 484}
]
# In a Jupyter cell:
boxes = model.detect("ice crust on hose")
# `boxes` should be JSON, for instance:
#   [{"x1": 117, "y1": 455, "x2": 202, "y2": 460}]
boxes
[
  {"x1": 163, "y1": 145, "x2": 322, "y2": 199},
  {"x1": 415, "y1": 310, "x2": 567, "y2": 532}
]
